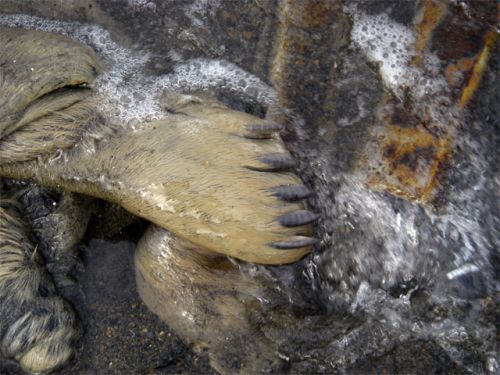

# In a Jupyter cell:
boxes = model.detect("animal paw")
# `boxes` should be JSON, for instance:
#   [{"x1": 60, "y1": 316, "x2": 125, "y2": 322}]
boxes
[
  {"x1": 43, "y1": 93, "x2": 319, "y2": 264},
  {"x1": 0, "y1": 27, "x2": 318, "y2": 265},
  {"x1": 0, "y1": 200, "x2": 78, "y2": 373}
]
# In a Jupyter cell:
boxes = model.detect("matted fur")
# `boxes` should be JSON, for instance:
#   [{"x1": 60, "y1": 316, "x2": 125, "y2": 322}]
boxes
[
  {"x1": 0, "y1": 26, "x2": 104, "y2": 138},
  {"x1": 0, "y1": 90, "x2": 102, "y2": 164},
  {"x1": 0, "y1": 199, "x2": 78, "y2": 373}
]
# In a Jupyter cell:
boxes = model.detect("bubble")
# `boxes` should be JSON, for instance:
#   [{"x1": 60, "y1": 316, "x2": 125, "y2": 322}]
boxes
[
  {"x1": 0, "y1": 14, "x2": 276, "y2": 128},
  {"x1": 345, "y1": 7, "x2": 447, "y2": 99}
]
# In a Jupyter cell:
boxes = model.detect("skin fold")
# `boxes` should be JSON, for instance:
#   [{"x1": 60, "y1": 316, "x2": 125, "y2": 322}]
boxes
[
  {"x1": 0, "y1": 26, "x2": 317, "y2": 373},
  {"x1": 0, "y1": 27, "x2": 104, "y2": 139}
]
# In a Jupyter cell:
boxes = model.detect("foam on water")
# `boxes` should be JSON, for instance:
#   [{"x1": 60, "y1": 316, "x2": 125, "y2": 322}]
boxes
[
  {"x1": 346, "y1": 5, "x2": 447, "y2": 99},
  {"x1": 350, "y1": 11, "x2": 415, "y2": 89},
  {"x1": 294, "y1": 7, "x2": 498, "y2": 370},
  {"x1": 337, "y1": 7, "x2": 495, "y2": 292},
  {"x1": 183, "y1": 0, "x2": 222, "y2": 27},
  {"x1": 0, "y1": 14, "x2": 276, "y2": 129}
]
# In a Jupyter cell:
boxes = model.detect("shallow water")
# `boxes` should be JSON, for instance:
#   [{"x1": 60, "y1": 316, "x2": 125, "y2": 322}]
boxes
[{"x1": 0, "y1": 2, "x2": 498, "y2": 373}]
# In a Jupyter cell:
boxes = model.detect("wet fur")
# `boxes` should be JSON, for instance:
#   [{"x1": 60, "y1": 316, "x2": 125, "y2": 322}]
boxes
[
  {"x1": 0, "y1": 84, "x2": 312, "y2": 266},
  {"x1": 0, "y1": 26, "x2": 316, "y2": 373},
  {"x1": 0, "y1": 26, "x2": 103, "y2": 139},
  {"x1": 0, "y1": 198, "x2": 78, "y2": 373},
  {"x1": 135, "y1": 225, "x2": 285, "y2": 374}
]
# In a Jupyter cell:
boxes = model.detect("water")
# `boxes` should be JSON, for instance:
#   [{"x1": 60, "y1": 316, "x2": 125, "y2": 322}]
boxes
[
  {"x1": 0, "y1": 6, "x2": 497, "y2": 374},
  {"x1": 295, "y1": 6, "x2": 498, "y2": 372}
]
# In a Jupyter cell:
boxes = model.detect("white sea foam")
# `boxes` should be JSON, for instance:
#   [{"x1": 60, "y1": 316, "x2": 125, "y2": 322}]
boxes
[
  {"x1": 346, "y1": 6, "x2": 447, "y2": 99},
  {"x1": 0, "y1": 14, "x2": 276, "y2": 129},
  {"x1": 183, "y1": 0, "x2": 221, "y2": 27},
  {"x1": 350, "y1": 11, "x2": 415, "y2": 90}
]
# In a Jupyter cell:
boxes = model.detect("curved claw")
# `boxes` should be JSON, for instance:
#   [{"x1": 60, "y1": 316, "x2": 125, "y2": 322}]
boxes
[
  {"x1": 278, "y1": 210, "x2": 320, "y2": 227},
  {"x1": 247, "y1": 153, "x2": 296, "y2": 172},
  {"x1": 260, "y1": 153, "x2": 296, "y2": 170},
  {"x1": 244, "y1": 122, "x2": 283, "y2": 139},
  {"x1": 272, "y1": 185, "x2": 312, "y2": 201},
  {"x1": 269, "y1": 236, "x2": 319, "y2": 249}
]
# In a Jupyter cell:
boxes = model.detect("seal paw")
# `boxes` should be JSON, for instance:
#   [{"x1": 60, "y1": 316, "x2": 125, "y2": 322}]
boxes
[
  {"x1": 0, "y1": 33, "x2": 318, "y2": 264},
  {"x1": 2, "y1": 93, "x2": 318, "y2": 265},
  {"x1": 117, "y1": 99, "x2": 319, "y2": 264}
]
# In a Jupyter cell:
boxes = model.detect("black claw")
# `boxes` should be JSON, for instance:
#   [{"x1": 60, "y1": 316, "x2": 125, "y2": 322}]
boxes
[
  {"x1": 246, "y1": 153, "x2": 295, "y2": 172},
  {"x1": 260, "y1": 153, "x2": 295, "y2": 170},
  {"x1": 272, "y1": 185, "x2": 312, "y2": 201},
  {"x1": 278, "y1": 210, "x2": 320, "y2": 227},
  {"x1": 270, "y1": 236, "x2": 319, "y2": 249},
  {"x1": 244, "y1": 122, "x2": 283, "y2": 139}
]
